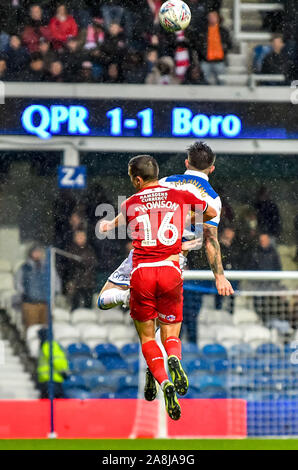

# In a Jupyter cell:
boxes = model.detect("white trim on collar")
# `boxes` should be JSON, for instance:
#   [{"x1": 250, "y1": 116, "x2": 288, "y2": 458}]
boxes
[{"x1": 184, "y1": 169, "x2": 209, "y2": 181}]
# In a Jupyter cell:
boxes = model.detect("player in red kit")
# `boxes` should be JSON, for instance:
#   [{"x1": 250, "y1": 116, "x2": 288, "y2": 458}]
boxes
[{"x1": 101, "y1": 155, "x2": 216, "y2": 420}]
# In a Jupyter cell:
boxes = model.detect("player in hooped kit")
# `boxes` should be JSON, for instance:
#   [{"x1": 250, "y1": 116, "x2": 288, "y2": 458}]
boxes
[{"x1": 101, "y1": 155, "x2": 216, "y2": 420}]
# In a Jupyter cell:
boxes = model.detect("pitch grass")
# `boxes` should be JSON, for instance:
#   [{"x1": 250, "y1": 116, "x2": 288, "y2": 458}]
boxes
[{"x1": 0, "y1": 439, "x2": 298, "y2": 450}]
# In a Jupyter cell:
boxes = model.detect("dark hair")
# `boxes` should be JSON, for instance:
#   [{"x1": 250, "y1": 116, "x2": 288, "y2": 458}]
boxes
[
  {"x1": 128, "y1": 155, "x2": 159, "y2": 182},
  {"x1": 187, "y1": 141, "x2": 216, "y2": 170}
]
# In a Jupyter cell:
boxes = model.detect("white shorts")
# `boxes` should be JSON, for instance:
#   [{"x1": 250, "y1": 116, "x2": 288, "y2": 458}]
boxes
[{"x1": 108, "y1": 250, "x2": 187, "y2": 287}]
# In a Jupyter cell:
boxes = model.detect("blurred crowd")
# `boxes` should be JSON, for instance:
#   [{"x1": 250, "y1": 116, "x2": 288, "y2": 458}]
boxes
[{"x1": 0, "y1": 0, "x2": 233, "y2": 85}]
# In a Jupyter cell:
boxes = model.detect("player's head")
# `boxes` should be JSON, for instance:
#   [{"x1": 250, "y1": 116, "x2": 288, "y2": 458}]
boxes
[
  {"x1": 128, "y1": 155, "x2": 159, "y2": 190},
  {"x1": 185, "y1": 141, "x2": 216, "y2": 175}
]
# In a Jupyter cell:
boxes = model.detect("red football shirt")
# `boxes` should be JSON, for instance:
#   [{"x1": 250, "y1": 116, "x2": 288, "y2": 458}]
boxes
[{"x1": 121, "y1": 184, "x2": 207, "y2": 267}]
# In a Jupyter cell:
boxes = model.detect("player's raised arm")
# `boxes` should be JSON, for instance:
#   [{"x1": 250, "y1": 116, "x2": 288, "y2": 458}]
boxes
[
  {"x1": 203, "y1": 224, "x2": 234, "y2": 296},
  {"x1": 99, "y1": 213, "x2": 126, "y2": 233}
]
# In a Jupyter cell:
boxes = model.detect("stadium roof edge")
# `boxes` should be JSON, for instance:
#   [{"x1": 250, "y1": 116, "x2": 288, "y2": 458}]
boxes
[{"x1": 2, "y1": 82, "x2": 293, "y2": 103}]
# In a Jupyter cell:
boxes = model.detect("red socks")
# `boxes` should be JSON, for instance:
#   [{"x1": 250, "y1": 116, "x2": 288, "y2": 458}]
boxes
[
  {"x1": 163, "y1": 336, "x2": 182, "y2": 360},
  {"x1": 142, "y1": 340, "x2": 168, "y2": 385}
]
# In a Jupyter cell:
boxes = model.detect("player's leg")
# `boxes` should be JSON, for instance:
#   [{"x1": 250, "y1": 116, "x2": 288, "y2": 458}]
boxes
[
  {"x1": 160, "y1": 322, "x2": 189, "y2": 396},
  {"x1": 134, "y1": 318, "x2": 181, "y2": 421},
  {"x1": 97, "y1": 281, "x2": 129, "y2": 310},
  {"x1": 157, "y1": 263, "x2": 189, "y2": 396},
  {"x1": 97, "y1": 252, "x2": 133, "y2": 310}
]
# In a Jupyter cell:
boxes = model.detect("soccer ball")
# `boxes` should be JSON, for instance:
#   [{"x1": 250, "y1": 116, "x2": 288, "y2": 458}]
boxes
[{"x1": 159, "y1": 0, "x2": 191, "y2": 32}]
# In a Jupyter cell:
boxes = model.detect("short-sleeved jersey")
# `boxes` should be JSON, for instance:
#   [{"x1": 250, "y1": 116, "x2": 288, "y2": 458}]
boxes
[
  {"x1": 160, "y1": 169, "x2": 221, "y2": 227},
  {"x1": 121, "y1": 184, "x2": 207, "y2": 267}
]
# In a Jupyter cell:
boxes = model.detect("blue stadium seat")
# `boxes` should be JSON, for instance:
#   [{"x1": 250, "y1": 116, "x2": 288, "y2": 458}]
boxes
[
  {"x1": 84, "y1": 374, "x2": 119, "y2": 392},
  {"x1": 118, "y1": 375, "x2": 139, "y2": 390},
  {"x1": 67, "y1": 342, "x2": 91, "y2": 358},
  {"x1": 227, "y1": 375, "x2": 254, "y2": 393},
  {"x1": 186, "y1": 358, "x2": 210, "y2": 375},
  {"x1": 182, "y1": 343, "x2": 200, "y2": 360},
  {"x1": 64, "y1": 388, "x2": 94, "y2": 399},
  {"x1": 116, "y1": 387, "x2": 138, "y2": 398},
  {"x1": 202, "y1": 343, "x2": 227, "y2": 360},
  {"x1": 70, "y1": 357, "x2": 105, "y2": 374},
  {"x1": 228, "y1": 343, "x2": 254, "y2": 358},
  {"x1": 103, "y1": 357, "x2": 129, "y2": 373},
  {"x1": 199, "y1": 389, "x2": 227, "y2": 399},
  {"x1": 63, "y1": 374, "x2": 87, "y2": 391},
  {"x1": 129, "y1": 359, "x2": 140, "y2": 374},
  {"x1": 99, "y1": 392, "x2": 117, "y2": 399},
  {"x1": 121, "y1": 343, "x2": 140, "y2": 357},
  {"x1": 255, "y1": 343, "x2": 282, "y2": 356},
  {"x1": 190, "y1": 374, "x2": 226, "y2": 392},
  {"x1": 210, "y1": 359, "x2": 229, "y2": 374},
  {"x1": 93, "y1": 343, "x2": 120, "y2": 360}
]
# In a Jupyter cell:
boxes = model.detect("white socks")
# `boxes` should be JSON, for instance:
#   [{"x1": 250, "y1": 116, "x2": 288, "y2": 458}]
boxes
[{"x1": 98, "y1": 288, "x2": 129, "y2": 310}]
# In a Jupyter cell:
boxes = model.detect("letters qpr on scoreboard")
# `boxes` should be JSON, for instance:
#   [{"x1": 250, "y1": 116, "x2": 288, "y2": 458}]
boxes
[{"x1": 58, "y1": 166, "x2": 86, "y2": 189}]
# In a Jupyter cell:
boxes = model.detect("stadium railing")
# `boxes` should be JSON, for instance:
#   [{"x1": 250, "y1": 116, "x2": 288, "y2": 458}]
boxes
[{"x1": 234, "y1": 0, "x2": 284, "y2": 41}]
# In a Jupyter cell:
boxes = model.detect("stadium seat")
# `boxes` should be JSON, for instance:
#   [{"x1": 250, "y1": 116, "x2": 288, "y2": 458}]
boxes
[
  {"x1": 70, "y1": 357, "x2": 105, "y2": 375},
  {"x1": 210, "y1": 359, "x2": 229, "y2": 374},
  {"x1": 215, "y1": 325, "x2": 243, "y2": 346},
  {"x1": 53, "y1": 308, "x2": 71, "y2": 324},
  {"x1": 203, "y1": 309, "x2": 234, "y2": 326},
  {"x1": 129, "y1": 359, "x2": 139, "y2": 374},
  {"x1": 108, "y1": 325, "x2": 136, "y2": 348},
  {"x1": 233, "y1": 308, "x2": 259, "y2": 326},
  {"x1": 121, "y1": 343, "x2": 140, "y2": 358},
  {"x1": 118, "y1": 375, "x2": 139, "y2": 390},
  {"x1": 184, "y1": 358, "x2": 210, "y2": 375},
  {"x1": 54, "y1": 324, "x2": 80, "y2": 344},
  {"x1": 201, "y1": 343, "x2": 227, "y2": 360},
  {"x1": 255, "y1": 343, "x2": 282, "y2": 356},
  {"x1": 64, "y1": 389, "x2": 94, "y2": 399},
  {"x1": 199, "y1": 388, "x2": 227, "y2": 399},
  {"x1": 99, "y1": 392, "x2": 117, "y2": 399},
  {"x1": 103, "y1": 357, "x2": 129, "y2": 374},
  {"x1": 63, "y1": 374, "x2": 87, "y2": 391},
  {"x1": 99, "y1": 307, "x2": 124, "y2": 324},
  {"x1": 84, "y1": 374, "x2": 119, "y2": 393},
  {"x1": 71, "y1": 308, "x2": 97, "y2": 325},
  {"x1": 227, "y1": 375, "x2": 254, "y2": 393},
  {"x1": 80, "y1": 325, "x2": 108, "y2": 348},
  {"x1": 93, "y1": 343, "x2": 120, "y2": 360},
  {"x1": 182, "y1": 342, "x2": 200, "y2": 359},
  {"x1": 67, "y1": 342, "x2": 91, "y2": 358},
  {"x1": 242, "y1": 325, "x2": 271, "y2": 348},
  {"x1": 116, "y1": 387, "x2": 138, "y2": 399},
  {"x1": 228, "y1": 343, "x2": 254, "y2": 358}
]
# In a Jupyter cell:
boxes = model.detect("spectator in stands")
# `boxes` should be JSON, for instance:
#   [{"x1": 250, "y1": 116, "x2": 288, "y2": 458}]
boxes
[
  {"x1": 146, "y1": 55, "x2": 178, "y2": 84},
  {"x1": 65, "y1": 0, "x2": 91, "y2": 29},
  {"x1": 78, "y1": 60, "x2": 95, "y2": 82},
  {"x1": 261, "y1": 34, "x2": 288, "y2": 85},
  {"x1": 100, "y1": 22, "x2": 127, "y2": 68},
  {"x1": 122, "y1": 50, "x2": 147, "y2": 83},
  {"x1": 183, "y1": 63, "x2": 205, "y2": 84},
  {"x1": 37, "y1": 327, "x2": 69, "y2": 399},
  {"x1": 0, "y1": 57, "x2": 8, "y2": 80},
  {"x1": 0, "y1": 31, "x2": 10, "y2": 53},
  {"x1": 6, "y1": 35, "x2": 30, "y2": 80},
  {"x1": 100, "y1": 0, "x2": 126, "y2": 29},
  {"x1": 254, "y1": 186, "x2": 282, "y2": 240},
  {"x1": 145, "y1": 47, "x2": 159, "y2": 75},
  {"x1": 60, "y1": 37, "x2": 86, "y2": 82},
  {"x1": 22, "y1": 52, "x2": 46, "y2": 81},
  {"x1": 16, "y1": 245, "x2": 48, "y2": 329},
  {"x1": 22, "y1": 4, "x2": 52, "y2": 53},
  {"x1": 49, "y1": 3, "x2": 78, "y2": 50},
  {"x1": 104, "y1": 62, "x2": 122, "y2": 83},
  {"x1": 47, "y1": 59, "x2": 65, "y2": 81},
  {"x1": 65, "y1": 229, "x2": 98, "y2": 311},
  {"x1": 197, "y1": 10, "x2": 232, "y2": 85},
  {"x1": 38, "y1": 37, "x2": 56, "y2": 71},
  {"x1": 247, "y1": 233, "x2": 282, "y2": 271},
  {"x1": 0, "y1": 0, "x2": 25, "y2": 35},
  {"x1": 83, "y1": 17, "x2": 105, "y2": 51}
]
